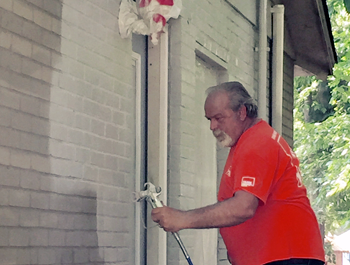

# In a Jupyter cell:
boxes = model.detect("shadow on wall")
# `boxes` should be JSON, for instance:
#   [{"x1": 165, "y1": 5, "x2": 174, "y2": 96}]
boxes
[{"x1": 0, "y1": 0, "x2": 104, "y2": 263}]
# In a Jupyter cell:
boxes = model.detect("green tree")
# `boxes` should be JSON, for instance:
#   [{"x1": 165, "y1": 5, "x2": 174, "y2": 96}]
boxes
[{"x1": 294, "y1": 0, "x2": 350, "y2": 237}]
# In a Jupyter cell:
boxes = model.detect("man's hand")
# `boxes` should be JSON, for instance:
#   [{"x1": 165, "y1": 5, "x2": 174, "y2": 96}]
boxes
[{"x1": 151, "y1": 206, "x2": 187, "y2": 233}]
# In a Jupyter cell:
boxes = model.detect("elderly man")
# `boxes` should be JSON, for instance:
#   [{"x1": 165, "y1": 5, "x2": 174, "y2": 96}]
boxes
[{"x1": 152, "y1": 81, "x2": 325, "y2": 265}]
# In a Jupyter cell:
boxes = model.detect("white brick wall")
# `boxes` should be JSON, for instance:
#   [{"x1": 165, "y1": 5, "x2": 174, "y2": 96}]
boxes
[{"x1": 0, "y1": 0, "x2": 136, "y2": 264}]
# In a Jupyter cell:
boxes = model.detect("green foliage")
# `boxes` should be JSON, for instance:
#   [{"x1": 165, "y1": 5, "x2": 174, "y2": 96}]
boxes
[
  {"x1": 324, "y1": 241, "x2": 336, "y2": 264},
  {"x1": 344, "y1": 0, "x2": 350, "y2": 13},
  {"x1": 329, "y1": 0, "x2": 350, "y2": 58},
  {"x1": 294, "y1": 81, "x2": 350, "y2": 233},
  {"x1": 294, "y1": 0, "x2": 350, "y2": 235}
]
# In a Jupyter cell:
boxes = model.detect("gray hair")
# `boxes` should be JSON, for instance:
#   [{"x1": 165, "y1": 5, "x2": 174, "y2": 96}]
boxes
[{"x1": 206, "y1": 81, "x2": 258, "y2": 118}]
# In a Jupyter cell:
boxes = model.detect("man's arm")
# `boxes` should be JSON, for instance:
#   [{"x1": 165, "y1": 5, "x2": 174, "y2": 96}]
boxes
[{"x1": 151, "y1": 190, "x2": 259, "y2": 233}]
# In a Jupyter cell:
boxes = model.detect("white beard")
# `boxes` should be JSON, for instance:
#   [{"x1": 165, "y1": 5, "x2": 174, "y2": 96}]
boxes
[{"x1": 213, "y1": 129, "x2": 233, "y2": 148}]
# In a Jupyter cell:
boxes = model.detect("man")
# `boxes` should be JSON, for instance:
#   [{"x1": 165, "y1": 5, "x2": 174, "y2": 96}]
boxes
[{"x1": 151, "y1": 81, "x2": 325, "y2": 265}]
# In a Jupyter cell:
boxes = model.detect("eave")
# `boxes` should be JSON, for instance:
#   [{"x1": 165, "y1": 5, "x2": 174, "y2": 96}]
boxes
[{"x1": 281, "y1": 0, "x2": 337, "y2": 79}]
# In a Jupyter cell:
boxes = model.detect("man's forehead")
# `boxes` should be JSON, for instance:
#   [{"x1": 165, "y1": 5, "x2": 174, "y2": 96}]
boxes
[
  {"x1": 205, "y1": 91, "x2": 229, "y2": 107},
  {"x1": 205, "y1": 92, "x2": 231, "y2": 117}
]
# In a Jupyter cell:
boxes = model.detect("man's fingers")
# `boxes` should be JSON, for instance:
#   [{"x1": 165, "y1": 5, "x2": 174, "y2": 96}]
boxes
[
  {"x1": 151, "y1": 207, "x2": 162, "y2": 222},
  {"x1": 150, "y1": 206, "x2": 183, "y2": 233}
]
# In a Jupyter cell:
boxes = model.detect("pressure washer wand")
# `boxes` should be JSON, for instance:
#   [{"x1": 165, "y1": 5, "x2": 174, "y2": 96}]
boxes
[{"x1": 135, "y1": 182, "x2": 194, "y2": 265}]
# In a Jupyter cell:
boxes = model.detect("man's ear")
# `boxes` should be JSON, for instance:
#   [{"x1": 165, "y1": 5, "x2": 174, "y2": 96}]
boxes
[{"x1": 239, "y1": 105, "x2": 247, "y2": 121}]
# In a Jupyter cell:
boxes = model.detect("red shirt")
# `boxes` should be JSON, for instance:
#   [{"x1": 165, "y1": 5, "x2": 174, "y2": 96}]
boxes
[{"x1": 218, "y1": 120, "x2": 325, "y2": 265}]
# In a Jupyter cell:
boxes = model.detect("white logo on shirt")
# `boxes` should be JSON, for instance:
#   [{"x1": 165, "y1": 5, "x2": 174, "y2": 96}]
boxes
[
  {"x1": 241, "y1": 177, "x2": 255, "y2": 187},
  {"x1": 225, "y1": 166, "x2": 232, "y2": 177}
]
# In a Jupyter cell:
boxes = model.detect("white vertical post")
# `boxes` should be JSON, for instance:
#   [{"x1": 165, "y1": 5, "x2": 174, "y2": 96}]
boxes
[
  {"x1": 147, "y1": 28, "x2": 168, "y2": 265},
  {"x1": 258, "y1": 0, "x2": 268, "y2": 120},
  {"x1": 132, "y1": 52, "x2": 142, "y2": 265},
  {"x1": 271, "y1": 5, "x2": 285, "y2": 134}
]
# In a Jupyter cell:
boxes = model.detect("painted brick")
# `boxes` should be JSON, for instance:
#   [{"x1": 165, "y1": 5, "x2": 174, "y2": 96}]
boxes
[
  {"x1": 89, "y1": 247, "x2": 104, "y2": 262},
  {"x1": 42, "y1": 0, "x2": 62, "y2": 17},
  {"x1": 105, "y1": 124, "x2": 119, "y2": 139},
  {"x1": 31, "y1": 116, "x2": 50, "y2": 136},
  {"x1": 11, "y1": 111, "x2": 32, "y2": 132},
  {"x1": 76, "y1": 147, "x2": 92, "y2": 164},
  {"x1": 105, "y1": 247, "x2": 118, "y2": 262},
  {"x1": 19, "y1": 209, "x2": 40, "y2": 227},
  {"x1": 0, "y1": 248, "x2": 16, "y2": 264},
  {"x1": 105, "y1": 91, "x2": 120, "y2": 110},
  {"x1": 104, "y1": 154, "x2": 118, "y2": 171},
  {"x1": 49, "y1": 103, "x2": 75, "y2": 126},
  {"x1": 91, "y1": 151, "x2": 105, "y2": 167},
  {"x1": 1, "y1": 10, "x2": 23, "y2": 36},
  {"x1": 99, "y1": 169, "x2": 120, "y2": 186},
  {"x1": 42, "y1": 30, "x2": 60, "y2": 52},
  {"x1": 0, "y1": 207, "x2": 20, "y2": 226},
  {"x1": 83, "y1": 98, "x2": 112, "y2": 122},
  {"x1": 0, "y1": 88, "x2": 20, "y2": 111},
  {"x1": 49, "y1": 122, "x2": 68, "y2": 141},
  {"x1": 38, "y1": 248, "x2": 56, "y2": 265},
  {"x1": 74, "y1": 248, "x2": 89, "y2": 263},
  {"x1": 20, "y1": 132, "x2": 49, "y2": 154},
  {"x1": 0, "y1": 146, "x2": 10, "y2": 165},
  {"x1": 49, "y1": 193, "x2": 83, "y2": 212},
  {"x1": 31, "y1": 191, "x2": 50, "y2": 210},
  {"x1": 9, "y1": 228, "x2": 30, "y2": 246},
  {"x1": 22, "y1": 57, "x2": 43, "y2": 80},
  {"x1": 98, "y1": 186, "x2": 119, "y2": 202},
  {"x1": 31, "y1": 154, "x2": 51, "y2": 173},
  {"x1": 11, "y1": 73, "x2": 50, "y2": 101},
  {"x1": 99, "y1": 201, "x2": 127, "y2": 218},
  {"x1": 82, "y1": 164, "x2": 98, "y2": 182},
  {"x1": 73, "y1": 214, "x2": 96, "y2": 231},
  {"x1": 0, "y1": 188, "x2": 9, "y2": 206},
  {"x1": 74, "y1": 116, "x2": 90, "y2": 135},
  {"x1": 0, "y1": 164, "x2": 20, "y2": 187},
  {"x1": 12, "y1": 34, "x2": 32, "y2": 58},
  {"x1": 0, "y1": 0, "x2": 13, "y2": 11},
  {"x1": 29, "y1": 229, "x2": 49, "y2": 246},
  {"x1": 13, "y1": 0, "x2": 33, "y2": 21},
  {"x1": 91, "y1": 118, "x2": 105, "y2": 136},
  {"x1": 39, "y1": 212, "x2": 59, "y2": 228},
  {"x1": 20, "y1": 168, "x2": 40, "y2": 190},
  {"x1": 60, "y1": 38, "x2": 78, "y2": 59},
  {"x1": 0, "y1": 48, "x2": 21, "y2": 73},
  {"x1": 48, "y1": 230, "x2": 65, "y2": 246},
  {"x1": 16, "y1": 248, "x2": 32, "y2": 265},
  {"x1": 59, "y1": 248, "x2": 74, "y2": 263},
  {"x1": 9, "y1": 188, "x2": 31, "y2": 207},
  {"x1": 33, "y1": 8, "x2": 52, "y2": 31},
  {"x1": 65, "y1": 231, "x2": 84, "y2": 247},
  {"x1": 32, "y1": 43, "x2": 51, "y2": 66},
  {"x1": 30, "y1": 247, "x2": 39, "y2": 264},
  {"x1": 0, "y1": 30, "x2": 12, "y2": 50},
  {"x1": 57, "y1": 213, "x2": 75, "y2": 230},
  {"x1": 10, "y1": 148, "x2": 31, "y2": 167},
  {"x1": 49, "y1": 139, "x2": 75, "y2": 160},
  {"x1": 0, "y1": 227, "x2": 9, "y2": 246},
  {"x1": 20, "y1": 94, "x2": 41, "y2": 116},
  {"x1": 98, "y1": 231, "x2": 123, "y2": 247},
  {"x1": 62, "y1": 4, "x2": 81, "y2": 25}
]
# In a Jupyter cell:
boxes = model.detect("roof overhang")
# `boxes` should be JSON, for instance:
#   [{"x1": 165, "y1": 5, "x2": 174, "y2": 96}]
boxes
[{"x1": 280, "y1": 0, "x2": 337, "y2": 80}]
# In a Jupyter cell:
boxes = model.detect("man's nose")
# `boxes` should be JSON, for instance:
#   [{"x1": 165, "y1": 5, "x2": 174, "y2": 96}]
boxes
[{"x1": 210, "y1": 119, "x2": 217, "y2": 131}]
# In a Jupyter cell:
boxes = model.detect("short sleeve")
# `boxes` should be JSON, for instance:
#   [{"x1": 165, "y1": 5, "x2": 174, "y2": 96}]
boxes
[{"x1": 229, "y1": 146, "x2": 277, "y2": 204}]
